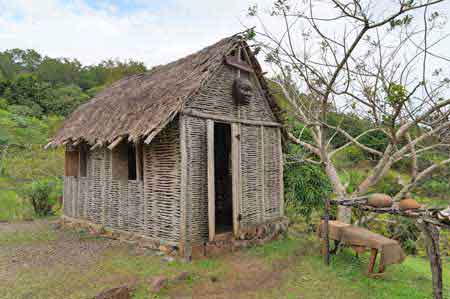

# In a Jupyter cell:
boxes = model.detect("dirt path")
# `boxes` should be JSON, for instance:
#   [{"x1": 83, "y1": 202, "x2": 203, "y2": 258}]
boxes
[{"x1": 0, "y1": 219, "x2": 124, "y2": 284}]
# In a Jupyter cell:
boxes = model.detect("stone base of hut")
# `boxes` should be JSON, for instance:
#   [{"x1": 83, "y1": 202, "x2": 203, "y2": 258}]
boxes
[
  {"x1": 59, "y1": 216, "x2": 289, "y2": 259},
  {"x1": 190, "y1": 217, "x2": 289, "y2": 259}
]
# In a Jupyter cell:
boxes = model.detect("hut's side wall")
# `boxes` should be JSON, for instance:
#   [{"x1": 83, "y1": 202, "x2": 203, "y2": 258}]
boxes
[{"x1": 63, "y1": 122, "x2": 181, "y2": 244}]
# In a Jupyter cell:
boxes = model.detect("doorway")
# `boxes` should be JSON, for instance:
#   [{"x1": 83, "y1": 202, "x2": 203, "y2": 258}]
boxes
[{"x1": 214, "y1": 123, "x2": 233, "y2": 233}]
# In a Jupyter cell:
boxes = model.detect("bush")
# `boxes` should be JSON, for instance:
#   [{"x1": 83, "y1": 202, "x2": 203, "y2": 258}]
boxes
[
  {"x1": 386, "y1": 217, "x2": 420, "y2": 255},
  {"x1": 370, "y1": 171, "x2": 403, "y2": 196},
  {"x1": 339, "y1": 169, "x2": 365, "y2": 194},
  {"x1": 284, "y1": 163, "x2": 333, "y2": 222},
  {"x1": 332, "y1": 145, "x2": 366, "y2": 169},
  {"x1": 22, "y1": 178, "x2": 62, "y2": 217},
  {"x1": 8, "y1": 104, "x2": 36, "y2": 117},
  {"x1": 0, "y1": 97, "x2": 8, "y2": 110}
]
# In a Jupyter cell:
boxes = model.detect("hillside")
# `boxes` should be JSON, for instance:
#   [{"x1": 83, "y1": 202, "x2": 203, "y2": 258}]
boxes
[{"x1": 0, "y1": 48, "x2": 147, "y2": 221}]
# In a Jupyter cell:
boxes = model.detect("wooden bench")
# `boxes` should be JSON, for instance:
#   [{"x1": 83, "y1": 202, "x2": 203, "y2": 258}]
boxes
[{"x1": 318, "y1": 220, "x2": 405, "y2": 274}]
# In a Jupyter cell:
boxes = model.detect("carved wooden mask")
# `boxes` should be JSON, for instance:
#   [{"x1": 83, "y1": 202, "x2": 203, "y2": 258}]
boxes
[{"x1": 232, "y1": 77, "x2": 253, "y2": 105}]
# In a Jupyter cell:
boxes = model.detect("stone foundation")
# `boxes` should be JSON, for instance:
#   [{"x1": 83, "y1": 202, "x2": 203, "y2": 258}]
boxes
[
  {"x1": 59, "y1": 216, "x2": 289, "y2": 259},
  {"x1": 192, "y1": 217, "x2": 289, "y2": 258},
  {"x1": 59, "y1": 216, "x2": 180, "y2": 256}
]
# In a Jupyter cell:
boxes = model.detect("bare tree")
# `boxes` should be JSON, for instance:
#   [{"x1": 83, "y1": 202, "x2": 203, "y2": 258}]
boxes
[{"x1": 248, "y1": 0, "x2": 450, "y2": 223}]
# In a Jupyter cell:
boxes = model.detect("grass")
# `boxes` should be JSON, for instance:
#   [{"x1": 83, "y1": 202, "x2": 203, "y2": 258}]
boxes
[
  {"x1": 0, "y1": 222, "x2": 448, "y2": 299},
  {"x1": 0, "y1": 188, "x2": 34, "y2": 222}
]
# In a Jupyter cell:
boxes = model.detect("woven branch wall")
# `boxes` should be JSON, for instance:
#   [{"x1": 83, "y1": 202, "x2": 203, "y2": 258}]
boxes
[
  {"x1": 183, "y1": 115, "x2": 209, "y2": 243},
  {"x1": 63, "y1": 122, "x2": 181, "y2": 244},
  {"x1": 186, "y1": 65, "x2": 276, "y2": 122},
  {"x1": 183, "y1": 115, "x2": 283, "y2": 243}
]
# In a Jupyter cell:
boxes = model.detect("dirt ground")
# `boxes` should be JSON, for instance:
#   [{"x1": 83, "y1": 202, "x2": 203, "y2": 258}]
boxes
[
  {"x1": 0, "y1": 219, "x2": 446, "y2": 299},
  {"x1": 0, "y1": 219, "x2": 295, "y2": 299}
]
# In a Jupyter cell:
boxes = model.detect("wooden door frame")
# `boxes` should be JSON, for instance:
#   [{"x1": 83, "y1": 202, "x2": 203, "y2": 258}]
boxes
[{"x1": 207, "y1": 120, "x2": 239, "y2": 242}]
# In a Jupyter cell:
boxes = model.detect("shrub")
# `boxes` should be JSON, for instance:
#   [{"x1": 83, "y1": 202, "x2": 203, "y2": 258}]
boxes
[
  {"x1": 22, "y1": 178, "x2": 62, "y2": 217},
  {"x1": 386, "y1": 216, "x2": 420, "y2": 255},
  {"x1": 284, "y1": 163, "x2": 333, "y2": 222},
  {"x1": 339, "y1": 169, "x2": 365, "y2": 194},
  {"x1": 8, "y1": 104, "x2": 35, "y2": 117},
  {"x1": 332, "y1": 145, "x2": 366, "y2": 169},
  {"x1": 0, "y1": 97, "x2": 8, "y2": 110},
  {"x1": 370, "y1": 171, "x2": 403, "y2": 196}
]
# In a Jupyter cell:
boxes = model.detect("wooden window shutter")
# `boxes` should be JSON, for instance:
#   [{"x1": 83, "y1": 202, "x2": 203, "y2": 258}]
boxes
[
  {"x1": 79, "y1": 144, "x2": 88, "y2": 177},
  {"x1": 65, "y1": 148, "x2": 79, "y2": 177},
  {"x1": 112, "y1": 142, "x2": 128, "y2": 180}
]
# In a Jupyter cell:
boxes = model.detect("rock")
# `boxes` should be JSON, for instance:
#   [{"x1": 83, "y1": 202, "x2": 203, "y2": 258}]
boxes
[
  {"x1": 149, "y1": 276, "x2": 168, "y2": 293},
  {"x1": 399, "y1": 198, "x2": 421, "y2": 210},
  {"x1": 368, "y1": 193, "x2": 393, "y2": 208},
  {"x1": 175, "y1": 271, "x2": 190, "y2": 281},
  {"x1": 256, "y1": 226, "x2": 266, "y2": 238},
  {"x1": 94, "y1": 285, "x2": 132, "y2": 299},
  {"x1": 210, "y1": 276, "x2": 219, "y2": 283}
]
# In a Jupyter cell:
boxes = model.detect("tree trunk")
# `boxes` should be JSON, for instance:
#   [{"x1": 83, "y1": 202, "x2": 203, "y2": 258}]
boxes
[{"x1": 418, "y1": 221, "x2": 443, "y2": 299}]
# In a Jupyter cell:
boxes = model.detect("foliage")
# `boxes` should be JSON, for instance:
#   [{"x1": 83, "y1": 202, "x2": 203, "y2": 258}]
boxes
[
  {"x1": 332, "y1": 145, "x2": 366, "y2": 169},
  {"x1": 387, "y1": 217, "x2": 421, "y2": 255},
  {"x1": 0, "y1": 48, "x2": 146, "y2": 117},
  {"x1": 21, "y1": 177, "x2": 62, "y2": 216},
  {"x1": 339, "y1": 169, "x2": 365, "y2": 194},
  {"x1": 8, "y1": 104, "x2": 41, "y2": 118},
  {"x1": 0, "y1": 97, "x2": 8, "y2": 110},
  {"x1": 370, "y1": 171, "x2": 403, "y2": 197},
  {"x1": 284, "y1": 163, "x2": 332, "y2": 222}
]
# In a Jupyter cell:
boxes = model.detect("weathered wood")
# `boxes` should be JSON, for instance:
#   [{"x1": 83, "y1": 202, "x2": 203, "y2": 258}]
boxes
[
  {"x1": 231, "y1": 123, "x2": 240, "y2": 236},
  {"x1": 278, "y1": 128, "x2": 284, "y2": 217},
  {"x1": 182, "y1": 109, "x2": 282, "y2": 127},
  {"x1": 418, "y1": 221, "x2": 443, "y2": 299},
  {"x1": 207, "y1": 120, "x2": 215, "y2": 242},
  {"x1": 368, "y1": 248, "x2": 378, "y2": 274},
  {"x1": 65, "y1": 148, "x2": 79, "y2": 177},
  {"x1": 111, "y1": 142, "x2": 128, "y2": 181},
  {"x1": 135, "y1": 140, "x2": 143, "y2": 181},
  {"x1": 225, "y1": 55, "x2": 254, "y2": 73},
  {"x1": 179, "y1": 116, "x2": 191, "y2": 260},
  {"x1": 108, "y1": 136, "x2": 125, "y2": 150},
  {"x1": 323, "y1": 198, "x2": 331, "y2": 266},
  {"x1": 260, "y1": 126, "x2": 265, "y2": 222},
  {"x1": 241, "y1": 47, "x2": 264, "y2": 93}
]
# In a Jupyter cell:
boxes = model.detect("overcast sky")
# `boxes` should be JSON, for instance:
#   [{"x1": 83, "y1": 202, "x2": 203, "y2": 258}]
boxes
[{"x1": 1, "y1": 0, "x2": 449, "y2": 71}]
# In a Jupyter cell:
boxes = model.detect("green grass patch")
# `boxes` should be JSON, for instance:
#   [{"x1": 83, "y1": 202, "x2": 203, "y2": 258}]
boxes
[{"x1": 0, "y1": 189, "x2": 34, "y2": 222}]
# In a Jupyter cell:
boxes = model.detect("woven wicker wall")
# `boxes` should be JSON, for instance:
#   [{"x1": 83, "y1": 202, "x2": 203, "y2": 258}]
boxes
[
  {"x1": 182, "y1": 116, "x2": 283, "y2": 243},
  {"x1": 185, "y1": 64, "x2": 276, "y2": 122},
  {"x1": 143, "y1": 121, "x2": 181, "y2": 242},
  {"x1": 182, "y1": 115, "x2": 209, "y2": 243},
  {"x1": 63, "y1": 122, "x2": 181, "y2": 244}
]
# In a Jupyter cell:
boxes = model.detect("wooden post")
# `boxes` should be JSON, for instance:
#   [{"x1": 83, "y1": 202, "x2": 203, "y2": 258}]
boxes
[
  {"x1": 368, "y1": 248, "x2": 378, "y2": 274},
  {"x1": 324, "y1": 198, "x2": 331, "y2": 266},
  {"x1": 418, "y1": 220, "x2": 443, "y2": 299},
  {"x1": 207, "y1": 120, "x2": 215, "y2": 242},
  {"x1": 231, "y1": 123, "x2": 241, "y2": 236},
  {"x1": 179, "y1": 116, "x2": 191, "y2": 261}
]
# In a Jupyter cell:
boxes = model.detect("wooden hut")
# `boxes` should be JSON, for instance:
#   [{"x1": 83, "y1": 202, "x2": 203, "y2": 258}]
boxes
[{"x1": 48, "y1": 35, "x2": 287, "y2": 258}]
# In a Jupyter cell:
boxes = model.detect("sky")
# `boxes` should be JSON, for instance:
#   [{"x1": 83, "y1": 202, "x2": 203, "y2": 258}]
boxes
[
  {"x1": 0, "y1": 0, "x2": 271, "y2": 67},
  {"x1": 0, "y1": 0, "x2": 449, "y2": 72}
]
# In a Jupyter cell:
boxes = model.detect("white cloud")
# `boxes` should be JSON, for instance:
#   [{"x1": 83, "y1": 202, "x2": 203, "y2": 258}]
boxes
[{"x1": 0, "y1": 0, "x2": 268, "y2": 67}]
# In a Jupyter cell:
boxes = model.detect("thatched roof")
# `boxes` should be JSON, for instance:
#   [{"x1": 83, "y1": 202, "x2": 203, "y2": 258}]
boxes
[{"x1": 49, "y1": 35, "x2": 282, "y2": 148}]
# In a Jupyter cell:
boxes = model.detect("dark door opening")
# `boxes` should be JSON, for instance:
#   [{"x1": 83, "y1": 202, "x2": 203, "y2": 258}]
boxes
[{"x1": 214, "y1": 123, "x2": 233, "y2": 233}]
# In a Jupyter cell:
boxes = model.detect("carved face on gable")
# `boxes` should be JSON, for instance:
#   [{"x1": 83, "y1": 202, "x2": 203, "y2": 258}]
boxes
[{"x1": 232, "y1": 77, "x2": 253, "y2": 105}]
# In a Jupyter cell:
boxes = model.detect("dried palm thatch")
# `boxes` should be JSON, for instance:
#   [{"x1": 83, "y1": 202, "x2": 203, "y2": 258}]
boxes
[{"x1": 49, "y1": 35, "x2": 265, "y2": 148}]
